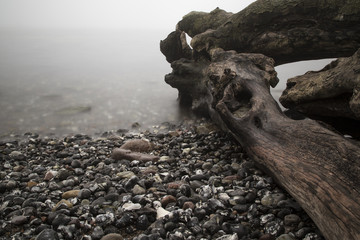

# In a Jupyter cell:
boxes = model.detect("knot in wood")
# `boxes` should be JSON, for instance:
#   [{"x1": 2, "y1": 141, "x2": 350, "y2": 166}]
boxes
[
  {"x1": 223, "y1": 68, "x2": 236, "y2": 80},
  {"x1": 209, "y1": 74, "x2": 220, "y2": 83}
]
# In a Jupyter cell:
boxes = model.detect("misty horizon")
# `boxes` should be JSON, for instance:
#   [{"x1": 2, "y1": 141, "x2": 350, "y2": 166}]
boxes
[
  {"x1": 0, "y1": 0, "x2": 334, "y2": 138},
  {"x1": 0, "y1": 0, "x2": 256, "y2": 30}
]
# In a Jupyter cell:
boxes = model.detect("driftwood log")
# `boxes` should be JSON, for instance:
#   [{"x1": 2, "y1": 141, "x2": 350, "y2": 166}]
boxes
[
  {"x1": 280, "y1": 49, "x2": 360, "y2": 137},
  {"x1": 176, "y1": 0, "x2": 360, "y2": 65},
  {"x1": 160, "y1": 0, "x2": 360, "y2": 239}
]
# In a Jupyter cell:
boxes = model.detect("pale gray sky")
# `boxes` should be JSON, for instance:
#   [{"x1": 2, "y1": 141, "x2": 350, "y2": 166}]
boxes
[{"x1": 0, "y1": 0, "x2": 256, "y2": 30}]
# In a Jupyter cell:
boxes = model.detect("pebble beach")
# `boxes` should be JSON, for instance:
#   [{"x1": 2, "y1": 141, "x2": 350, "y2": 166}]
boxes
[{"x1": 0, "y1": 119, "x2": 324, "y2": 240}]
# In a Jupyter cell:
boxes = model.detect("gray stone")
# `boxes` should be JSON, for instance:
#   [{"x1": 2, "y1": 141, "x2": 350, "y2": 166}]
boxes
[
  {"x1": 100, "y1": 233, "x2": 124, "y2": 240},
  {"x1": 132, "y1": 184, "x2": 146, "y2": 195},
  {"x1": 78, "y1": 189, "x2": 92, "y2": 199},
  {"x1": 11, "y1": 215, "x2": 28, "y2": 225},
  {"x1": 276, "y1": 234, "x2": 295, "y2": 240},
  {"x1": 35, "y1": 229, "x2": 59, "y2": 240},
  {"x1": 284, "y1": 214, "x2": 301, "y2": 227},
  {"x1": 91, "y1": 226, "x2": 104, "y2": 240}
]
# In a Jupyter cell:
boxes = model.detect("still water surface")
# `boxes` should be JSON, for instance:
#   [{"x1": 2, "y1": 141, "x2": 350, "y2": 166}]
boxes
[{"x1": 0, "y1": 28, "x2": 333, "y2": 138}]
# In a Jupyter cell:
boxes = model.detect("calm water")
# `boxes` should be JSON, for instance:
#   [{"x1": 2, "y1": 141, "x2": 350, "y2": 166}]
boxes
[
  {"x1": 0, "y1": 28, "x2": 333, "y2": 138},
  {"x1": 0, "y1": 28, "x2": 186, "y2": 138}
]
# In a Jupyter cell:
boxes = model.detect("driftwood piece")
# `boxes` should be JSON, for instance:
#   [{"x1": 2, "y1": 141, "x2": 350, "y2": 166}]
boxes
[
  {"x1": 173, "y1": 0, "x2": 360, "y2": 65},
  {"x1": 165, "y1": 47, "x2": 360, "y2": 240},
  {"x1": 280, "y1": 48, "x2": 360, "y2": 120}
]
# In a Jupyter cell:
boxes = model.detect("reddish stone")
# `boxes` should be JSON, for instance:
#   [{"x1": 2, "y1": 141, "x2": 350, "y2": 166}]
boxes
[
  {"x1": 161, "y1": 195, "x2": 177, "y2": 208},
  {"x1": 183, "y1": 201, "x2": 195, "y2": 210}
]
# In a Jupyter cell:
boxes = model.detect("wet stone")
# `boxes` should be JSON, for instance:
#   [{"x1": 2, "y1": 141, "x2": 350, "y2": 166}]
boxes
[
  {"x1": 264, "y1": 219, "x2": 284, "y2": 236},
  {"x1": 276, "y1": 234, "x2": 295, "y2": 240},
  {"x1": 284, "y1": 214, "x2": 301, "y2": 227},
  {"x1": 62, "y1": 190, "x2": 80, "y2": 199},
  {"x1": 35, "y1": 229, "x2": 59, "y2": 240},
  {"x1": 71, "y1": 159, "x2": 82, "y2": 168},
  {"x1": 11, "y1": 215, "x2": 28, "y2": 225},
  {"x1": 51, "y1": 213, "x2": 71, "y2": 229},
  {"x1": 78, "y1": 188, "x2": 91, "y2": 199},
  {"x1": 132, "y1": 184, "x2": 146, "y2": 195},
  {"x1": 100, "y1": 233, "x2": 124, "y2": 240},
  {"x1": 92, "y1": 226, "x2": 105, "y2": 240},
  {"x1": 136, "y1": 214, "x2": 150, "y2": 230}
]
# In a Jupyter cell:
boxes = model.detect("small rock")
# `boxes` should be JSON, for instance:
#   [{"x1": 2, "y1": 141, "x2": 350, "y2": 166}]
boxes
[
  {"x1": 120, "y1": 139, "x2": 154, "y2": 153},
  {"x1": 101, "y1": 233, "x2": 124, "y2": 240},
  {"x1": 96, "y1": 213, "x2": 115, "y2": 225},
  {"x1": 284, "y1": 214, "x2": 301, "y2": 227},
  {"x1": 159, "y1": 156, "x2": 171, "y2": 162},
  {"x1": 164, "y1": 221, "x2": 177, "y2": 231},
  {"x1": 203, "y1": 215, "x2": 222, "y2": 234},
  {"x1": 194, "y1": 208, "x2": 206, "y2": 220},
  {"x1": 116, "y1": 213, "x2": 134, "y2": 228},
  {"x1": 154, "y1": 201, "x2": 170, "y2": 219},
  {"x1": 57, "y1": 169, "x2": 71, "y2": 181},
  {"x1": 122, "y1": 202, "x2": 141, "y2": 211},
  {"x1": 219, "y1": 192, "x2": 230, "y2": 202},
  {"x1": 132, "y1": 184, "x2": 146, "y2": 195},
  {"x1": 35, "y1": 229, "x2": 59, "y2": 240},
  {"x1": 58, "y1": 224, "x2": 76, "y2": 239},
  {"x1": 27, "y1": 181, "x2": 38, "y2": 188},
  {"x1": 44, "y1": 170, "x2": 57, "y2": 181},
  {"x1": 295, "y1": 227, "x2": 313, "y2": 239},
  {"x1": 105, "y1": 193, "x2": 121, "y2": 202},
  {"x1": 116, "y1": 171, "x2": 135, "y2": 179},
  {"x1": 265, "y1": 219, "x2": 284, "y2": 236},
  {"x1": 216, "y1": 233, "x2": 238, "y2": 240},
  {"x1": 245, "y1": 192, "x2": 257, "y2": 203},
  {"x1": 6, "y1": 180, "x2": 17, "y2": 190},
  {"x1": 51, "y1": 213, "x2": 71, "y2": 229},
  {"x1": 195, "y1": 123, "x2": 218, "y2": 135},
  {"x1": 71, "y1": 159, "x2": 82, "y2": 168},
  {"x1": 52, "y1": 199, "x2": 73, "y2": 211},
  {"x1": 222, "y1": 175, "x2": 241, "y2": 184},
  {"x1": 136, "y1": 214, "x2": 150, "y2": 230},
  {"x1": 233, "y1": 204, "x2": 249, "y2": 213},
  {"x1": 230, "y1": 224, "x2": 248, "y2": 238},
  {"x1": 161, "y1": 195, "x2": 177, "y2": 208},
  {"x1": 9, "y1": 151, "x2": 25, "y2": 160},
  {"x1": 260, "y1": 214, "x2": 275, "y2": 225},
  {"x1": 11, "y1": 215, "x2": 28, "y2": 225},
  {"x1": 167, "y1": 181, "x2": 184, "y2": 189},
  {"x1": 276, "y1": 234, "x2": 295, "y2": 240},
  {"x1": 277, "y1": 199, "x2": 301, "y2": 211},
  {"x1": 182, "y1": 201, "x2": 195, "y2": 210},
  {"x1": 182, "y1": 148, "x2": 191, "y2": 154},
  {"x1": 208, "y1": 198, "x2": 225, "y2": 211},
  {"x1": 202, "y1": 162, "x2": 213, "y2": 170},
  {"x1": 91, "y1": 226, "x2": 105, "y2": 240},
  {"x1": 112, "y1": 148, "x2": 159, "y2": 162},
  {"x1": 259, "y1": 233, "x2": 274, "y2": 240},
  {"x1": 62, "y1": 190, "x2": 80, "y2": 199},
  {"x1": 78, "y1": 189, "x2": 92, "y2": 199},
  {"x1": 303, "y1": 233, "x2": 322, "y2": 240}
]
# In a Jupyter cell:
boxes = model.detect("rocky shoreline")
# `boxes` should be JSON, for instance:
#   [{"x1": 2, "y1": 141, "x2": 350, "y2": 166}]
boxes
[{"x1": 0, "y1": 119, "x2": 323, "y2": 240}]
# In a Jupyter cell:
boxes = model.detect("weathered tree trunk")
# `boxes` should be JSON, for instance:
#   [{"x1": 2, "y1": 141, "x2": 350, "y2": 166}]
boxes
[
  {"x1": 166, "y1": 48, "x2": 360, "y2": 240},
  {"x1": 160, "y1": 0, "x2": 360, "y2": 239},
  {"x1": 163, "y1": 0, "x2": 360, "y2": 66},
  {"x1": 192, "y1": 0, "x2": 360, "y2": 65}
]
